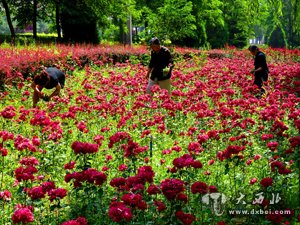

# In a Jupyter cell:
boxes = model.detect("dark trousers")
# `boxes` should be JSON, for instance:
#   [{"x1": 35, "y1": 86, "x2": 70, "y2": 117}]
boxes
[{"x1": 254, "y1": 73, "x2": 268, "y2": 96}]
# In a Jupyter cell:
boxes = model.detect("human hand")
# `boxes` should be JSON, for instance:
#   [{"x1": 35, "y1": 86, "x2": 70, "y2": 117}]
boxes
[
  {"x1": 38, "y1": 92, "x2": 44, "y2": 98},
  {"x1": 42, "y1": 94, "x2": 50, "y2": 102}
]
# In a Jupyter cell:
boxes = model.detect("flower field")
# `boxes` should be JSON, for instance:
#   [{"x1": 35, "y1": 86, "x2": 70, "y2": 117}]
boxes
[{"x1": 0, "y1": 45, "x2": 300, "y2": 225}]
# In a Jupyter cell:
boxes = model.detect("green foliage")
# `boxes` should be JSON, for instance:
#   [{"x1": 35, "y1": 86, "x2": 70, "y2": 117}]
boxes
[
  {"x1": 60, "y1": 0, "x2": 99, "y2": 43},
  {"x1": 147, "y1": 0, "x2": 196, "y2": 43}
]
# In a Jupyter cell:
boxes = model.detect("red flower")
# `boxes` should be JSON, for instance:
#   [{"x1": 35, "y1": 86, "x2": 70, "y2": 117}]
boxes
[
  {"x1": 31, "y1": 136, "x2": 40, "y2": 147},
  {"x1": 0, "y1": 190, "x2": 12, "y2": 201},
  {"x1": 11, "y1": 206, "x2": 34, "y2": 224},
  {"x1": 71, "y1": 141, "x2": 98, "y2": 154},
  {"x1": 217, "y1": 222, "x2": 226, "y2": 225},
  {"x1": 20, "y1": 157, "x2": 39, "y2": 166},
  {"x1": 14, "y1": 166, "x2": 38, "y2": 182},
  {"x1": 191, "y1": 181, "x2": 208, "y2": 194},
  {"x1": 260, "y1": 177, "x2": 273, "y2": 188},
  {"x1": 267, "y1": 141, "x2": 279, "y2": 151},
  {"x1": 1, "y1": 106, "x2": 16, "y2": 119},
  {"x1": 41, "y1": 181, "x2": 56, "y2": 193},
  {"x1": 154, "y1": 200, "x2": 166, "y2": 212},
  {"x1": 175, "y1": 210, "x2": 196, "y2": 225},
  {"x1": 290, "y1": 136, "x2": 300, "y2": 147},
  {"x1": 108, "y1": 201, "x2": 132, "y2": 222},
  {"x1": 173, "y1": 154, "x2": 195, "y2": 169},
  {"x1": 64, "y1": 161, "x2": 76, "y2": 170},
  {"x1": 121, "y1": 193, "x2": 147, "y2": 210},
  {"x1": 1, "y1": 148, "x2": 8, "y2": 156},
  {"x1": 160, "y1": 178, "x2": 185, "y2": 200},
  {"x1": 48, "y1": 188, "x2": 67, "y2": 202},
  {"x1": 249, "y1": 178, "x2": 257, "y2": 185},
  {"x1": 176, "y1": 192, "x2": 188, "y2": 203},
  {"x1": 146, "y1": 184, "x2": 161, "y2": 195},
  {"x1": 266, "y1": 212, "x2": 283, "y2": 224},
  {"x1": 110, "y1": 178, "x2": 127, "y2": 191},
  {"x1": 28, "y1": 186, "x2": 45, "y2": 200},
  {"x1": 118, "y1": 164, "x2": 128, "y2": 171},
  {"x1": 61, "y1": 217, "x2": 88, "y2": 225}
]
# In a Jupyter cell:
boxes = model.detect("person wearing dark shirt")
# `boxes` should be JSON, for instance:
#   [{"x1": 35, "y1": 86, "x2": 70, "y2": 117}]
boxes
[
  {"x1": 146, "y1": 37, "x2": 174, "y2": 95},
  {"x1": 31, "y1": 67, "x2": 65, "y2": 107},
  {"x1": 248, "y1": 45, "x2": 269, "y2": 97}
]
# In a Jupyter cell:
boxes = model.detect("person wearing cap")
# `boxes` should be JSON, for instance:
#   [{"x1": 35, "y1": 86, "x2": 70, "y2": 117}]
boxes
[
  {"x1": 146, "y1": 37, "x2": 174, "y2": 95},
  {"x1": 248, "y1": 45, "x2": 269, "y2": 97},
  {"x1": 31, "y1": 67, "x2": 65, "y2": 107}
]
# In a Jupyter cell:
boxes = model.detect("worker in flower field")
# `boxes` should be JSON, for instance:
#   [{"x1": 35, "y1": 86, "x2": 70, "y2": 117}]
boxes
[
  {"x1": 31, "y1": 67, "x2": 65, "y2": 108},
  {"x1": 248, "y1": 45, "x2": 269, "y2": 98},
  {"x1": 146, "y1": 37, "x2": 174, "y2": 95}
]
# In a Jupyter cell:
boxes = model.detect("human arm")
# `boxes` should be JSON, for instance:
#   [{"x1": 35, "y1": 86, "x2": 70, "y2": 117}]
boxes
[
  {"x1": 250, "y1": 67, "x2": 263, "y2": 74},
  {"x1": 146, "y1": 67, "x2": 153, "y2": 79},
  {"x1": 31, "y1": 82, "x2": 43, "y2": 97},
  {"x1": 49, "y1": 84, "x2": 61, "y2": 99}
]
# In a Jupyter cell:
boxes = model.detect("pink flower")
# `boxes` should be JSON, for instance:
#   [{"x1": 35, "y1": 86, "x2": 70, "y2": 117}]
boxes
[
  {"x1": 1, "y1": 148, "x2": 8, "y2": 156},
  {"x1": 11, "y1": 206, "x2": 34, "y2": 224},
  {"x1": 64, "y1": 161, "x2": 76, "y2": 170},
  {"x1": 61, "y1": 217, "x2": 88, "y2": 225},
  {"x1": 267, "y1": 141, "x2": 279, "y2": 151},
  {"x1": 48, "y1": 188, "x2": 67, "y2": 202},
  {"x1": 28, "y1": 186, "x2": 45, "y2": 200},
  {"x1": 0, "y1": 190, "x2": 12, "y2": 201},
  {"x1": 1, "y1": 106, "x2": 16, "y2": 119},
  {"x1": 249, "y1": 178, "x2": 257, "y2": 185},
  {"x1": 118, "y1": 164, "x2": 128, "y2": 171},
  {"x1": 31, "y1": 136, "x2": 40, "y2": 147},
  {"x1": 108, "y1": 201, "x2": 132, "y2": 222}
]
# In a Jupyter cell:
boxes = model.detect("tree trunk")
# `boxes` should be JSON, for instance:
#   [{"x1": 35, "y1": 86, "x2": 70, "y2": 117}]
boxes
[
  {"x1": 33, "y1": 0, "x2": 37, "y2": 40},
  {"x1": 56, "y1": 0, "x2": 61, "y2": 40},
  {"x1": 1, "y1": 0, "x2": 15, "y2": 45}
]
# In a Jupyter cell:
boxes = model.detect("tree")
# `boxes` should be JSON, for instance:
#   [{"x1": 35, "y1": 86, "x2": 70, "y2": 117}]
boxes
[
  {"x1": 191, "y1": 0, "x2": 225, "y2": 48},
  {"x1": 1, "y1": 0, "x2": 15, "y2": 43},
  {"x1": 223, "y1": 0, "x2": 252, "y2": 48},
  {"x1": 60, "y1": 0, "x2": 99, "y2": 43},
  {"x1": 148, "y1": 0, "x2": 196, "y2": 44}
]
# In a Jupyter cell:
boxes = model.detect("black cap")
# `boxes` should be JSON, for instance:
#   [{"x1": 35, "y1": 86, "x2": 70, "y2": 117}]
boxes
[
  {"x1": 248, "y1": 45, "x2": 258, "y2": 51},
  {"x1": 149, "y1": 37, "x2": 160, "y2": 45}
]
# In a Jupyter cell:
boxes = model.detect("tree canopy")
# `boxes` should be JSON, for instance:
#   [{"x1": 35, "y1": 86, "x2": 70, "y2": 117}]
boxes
[{"x1": 0, "y1": 0, "x2": 299, "y2": 48}]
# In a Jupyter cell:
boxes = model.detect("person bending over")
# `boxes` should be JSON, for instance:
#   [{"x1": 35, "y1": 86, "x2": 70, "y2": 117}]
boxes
[{"x1": 31, "y1": 67, "x2": 65, "y2": 108}]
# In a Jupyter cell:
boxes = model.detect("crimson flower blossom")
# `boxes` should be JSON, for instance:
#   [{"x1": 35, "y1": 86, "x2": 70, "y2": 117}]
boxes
[
  {"x1": 0, "y1": 190, "x2": 12, "y2": 201},
  {"x1": 11, "y1": 206, "x2": 34, "y2": 224},
  {"x1": 154, "y1": 200, "x2": 166, "y2": 212},
  {"x1": 121, "y1": 193, "x2": 147, "y2": 210},
  {"x1": 61, "y1": 217, "x2": 88, "y2": 225},
  {"x1": 1, "y1": 106, "x2": 16, "y2": 119},
  {"x1": 28, "y1": 186, "x2": 45, "y2": 200},
  {"x1": 108, "y1": 201, "x2": 132, "y2": 223},
  {"x1": 48, "y1": 188, "x2": 67, "y2": 202},
  {"x1": 71, "y1": 141, "x2": 98, "y2": 154},
  {"x1": 175, "y1": 210, "x2": 196, "y2": 225},
  {"x1": 191, "y1": 181, "x2": 208, "y2": 194},
  {"x1": 260, "y1": 177, "x2": 273, "y2": 188},
  {"x1": 160, "y1": 178, "x2": 185, "y2": 201}
]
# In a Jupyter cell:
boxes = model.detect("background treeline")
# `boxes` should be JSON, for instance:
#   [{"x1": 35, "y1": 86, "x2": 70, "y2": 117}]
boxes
[{"x1": 0, "y1": 0, "x2": 299, "y2": 48}]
